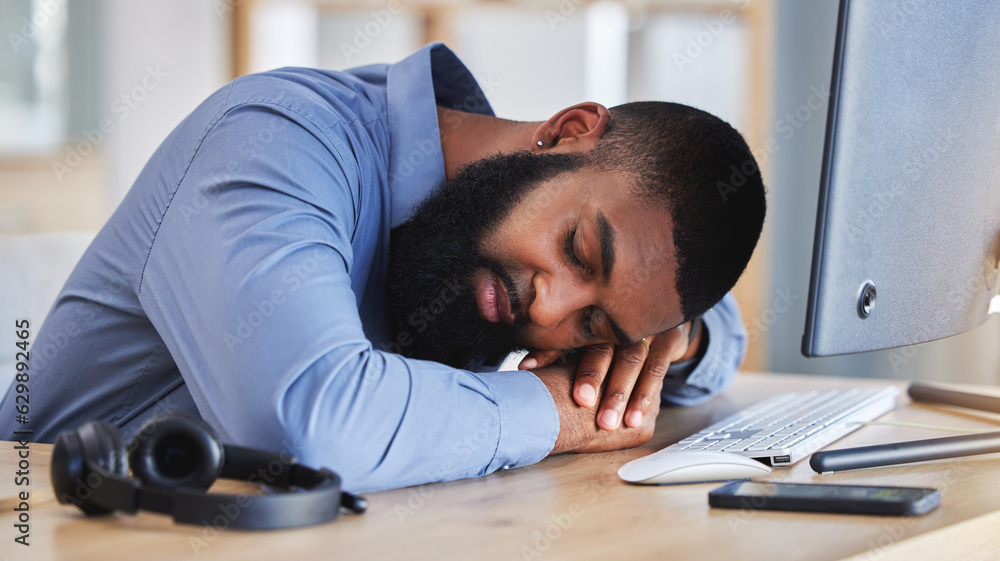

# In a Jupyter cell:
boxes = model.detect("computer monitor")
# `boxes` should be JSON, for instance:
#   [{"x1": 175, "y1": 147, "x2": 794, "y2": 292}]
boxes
[{"x1": 802, "y1": 0, "x2": 1000, "y2": 357}]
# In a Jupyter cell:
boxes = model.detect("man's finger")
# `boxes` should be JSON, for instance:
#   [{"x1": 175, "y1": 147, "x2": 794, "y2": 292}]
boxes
[
  {"x1": 596, "y1": 339, "x2": 650, "y2": 430},
  {"x1": 573, "y1": 343, "x2": 615, "y2": 408},
  {"x1": 624, "y1": 347, "x2": 673, "y2": 428},
  {"x1": 623, "y1": 327, "x2": 688, "y2": 427},
  {"x1": 518, "y1": 349, "x2": 563, "y2": 370}
]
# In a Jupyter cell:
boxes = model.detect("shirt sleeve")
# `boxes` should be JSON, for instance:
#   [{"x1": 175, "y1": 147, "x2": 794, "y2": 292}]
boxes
[
  {"x1": 137, "y1": 103, "x2": 558, "y2": 493},
  {"x1": 660, "y1": 293, "x2": 747, "y2": 406}
]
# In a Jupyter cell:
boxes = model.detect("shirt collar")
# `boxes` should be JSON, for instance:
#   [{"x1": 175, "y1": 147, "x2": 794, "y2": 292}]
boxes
[{"x1": 386, "y1": 43, "x2": 495, "y2": 229}]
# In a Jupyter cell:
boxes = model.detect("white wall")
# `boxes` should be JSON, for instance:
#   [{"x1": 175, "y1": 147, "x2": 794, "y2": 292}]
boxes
[
  {"x1": 628, "y1": 10, "x2": 747, "y2": 133},
  {"x1": 453, "y1": 5, "x2": 587, "y2": 122},
  {"x1": 317, "y1": 4, "x2": 422, "y2": 71},
  {"x1": 101, "y1": 0, "x2": 230, "y2": 209}
]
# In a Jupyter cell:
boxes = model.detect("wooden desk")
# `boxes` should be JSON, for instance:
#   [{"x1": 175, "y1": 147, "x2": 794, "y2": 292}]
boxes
[{"x1": 3, "y1": 372, "x2": 1000, "y2": 561}]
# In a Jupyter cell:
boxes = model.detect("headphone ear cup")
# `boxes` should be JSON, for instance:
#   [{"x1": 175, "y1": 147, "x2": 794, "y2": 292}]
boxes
[
  {"x1": 89, "y1": 421, "x2": 129, "y2": 475},
  {"x1": 51, "y1": 421, "x2": 128, "y2": 516},
  {"x1": 129, "y1": 415, "x2": 224, "y2": 490}
]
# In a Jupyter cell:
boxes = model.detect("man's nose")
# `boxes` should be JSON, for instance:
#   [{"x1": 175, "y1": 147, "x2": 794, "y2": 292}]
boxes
[{"x1": 528, "y1": 272, "x2": 592, "y2": 330}]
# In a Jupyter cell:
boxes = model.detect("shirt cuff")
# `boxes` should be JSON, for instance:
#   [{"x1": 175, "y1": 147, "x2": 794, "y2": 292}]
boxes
[
  {"x1": 471, "y1": 369, "x2": 559, "y2": 473},
  {"x1": 661, "y1": 294, "x2": 747, "y2": 406}
]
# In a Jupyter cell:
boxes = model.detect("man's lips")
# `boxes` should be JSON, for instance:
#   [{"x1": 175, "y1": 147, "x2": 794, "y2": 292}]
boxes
[
  {"x1": 495, "y1": 272, "x2": 516, "y2": 326},
  {"x1": 475, "y1": 270, "x2": 515, "y2": 326}
]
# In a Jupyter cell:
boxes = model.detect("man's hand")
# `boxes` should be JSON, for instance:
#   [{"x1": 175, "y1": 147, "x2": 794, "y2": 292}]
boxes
[
  {"x1": 533, "y1": 360, "x2": 661, "y2": 455},
  {"x1": 519, "y1": 321, "x2": 702, "y2": 431}
]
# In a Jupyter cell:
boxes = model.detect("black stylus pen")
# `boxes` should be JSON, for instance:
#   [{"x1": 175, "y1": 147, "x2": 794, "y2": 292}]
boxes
[{"x1": 810, "y1": 431, "x2": 1000, "y2": 473}]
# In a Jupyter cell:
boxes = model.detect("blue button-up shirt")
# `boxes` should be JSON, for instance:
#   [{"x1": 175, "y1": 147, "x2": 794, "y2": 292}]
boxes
[{"x1": 2, "y1": 44, "x2": 747, "y2": 492}]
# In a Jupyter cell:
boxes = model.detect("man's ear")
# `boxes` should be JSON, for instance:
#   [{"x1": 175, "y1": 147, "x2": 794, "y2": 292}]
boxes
[{"x1": 531, "y1": 102, "x2": 611, "y2": 153}]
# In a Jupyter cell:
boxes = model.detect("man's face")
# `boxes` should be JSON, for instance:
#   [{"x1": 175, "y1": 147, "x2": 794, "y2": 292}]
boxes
[{"x1": 387, "y1": 151, "x2": 682, "y2": 369}]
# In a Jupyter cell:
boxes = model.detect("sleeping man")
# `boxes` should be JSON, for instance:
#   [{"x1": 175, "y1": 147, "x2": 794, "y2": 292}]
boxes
[{"x1": 2, "y1": 43, "x2": 765, "y2": 492}]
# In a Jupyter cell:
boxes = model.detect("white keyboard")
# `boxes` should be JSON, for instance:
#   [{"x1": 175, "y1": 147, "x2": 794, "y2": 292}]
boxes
[{"x1": 658, "y1": 386, "x2": 900, "y2": 466}]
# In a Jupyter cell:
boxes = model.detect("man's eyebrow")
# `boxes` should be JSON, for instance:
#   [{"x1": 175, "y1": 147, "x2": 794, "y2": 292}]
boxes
[
  {"x1": 607, "y1": 315, "x2": 639, "y2": 349},
  {"x1": 594, "y1": 212, "x2": 637, "y2": 347},
  {"x1": 596, "y1": 211, "x2": 616, "y2": 286}
]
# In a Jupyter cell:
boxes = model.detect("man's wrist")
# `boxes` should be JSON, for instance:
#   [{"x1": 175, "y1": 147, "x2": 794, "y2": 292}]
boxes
[
  {"x1": 475, "y1": 368, "x2": 561, "y2": 469},
  {"x1": 676, "y1": 317, "x2": 705, "y2": 363},
  {"x1": 534, "y1": 367, "x2": 583, "y2": 454},
  {"x1": 666, "y1": 318, "x2": 708, "y2": 385},
  {"x1": 536, "y1": 357, "x2": 660, "y2": 456}
]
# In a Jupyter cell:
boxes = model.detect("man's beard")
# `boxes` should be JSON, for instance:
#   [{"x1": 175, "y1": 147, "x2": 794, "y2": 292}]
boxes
[{"x1": 387, "y1": 150, "x2": 585, "y2": 369}]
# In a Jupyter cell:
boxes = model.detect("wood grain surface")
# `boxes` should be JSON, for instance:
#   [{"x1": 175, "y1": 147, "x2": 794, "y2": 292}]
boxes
[{"x1": 2, "y1": 371, "x2": 999, "y2": 561}]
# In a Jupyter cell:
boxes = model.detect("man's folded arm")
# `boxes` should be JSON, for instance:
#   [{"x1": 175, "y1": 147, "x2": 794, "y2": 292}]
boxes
[
  {"x1": 137, "y1": 105, "x2": 558, "y2": 492},
  {"x1": 660, "y1": 293, "x2": 747, "y2": 406}
]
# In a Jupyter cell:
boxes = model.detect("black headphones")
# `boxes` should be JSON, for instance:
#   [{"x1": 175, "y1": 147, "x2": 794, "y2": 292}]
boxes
[{"x1": 50, "y1": 415, "x2": 366, "y2": 530}]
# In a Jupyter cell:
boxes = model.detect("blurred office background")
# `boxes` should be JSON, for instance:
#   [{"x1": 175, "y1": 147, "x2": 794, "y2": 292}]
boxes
[{"x1": 1, "y1": 0, "x2": 997, "y2": 383}]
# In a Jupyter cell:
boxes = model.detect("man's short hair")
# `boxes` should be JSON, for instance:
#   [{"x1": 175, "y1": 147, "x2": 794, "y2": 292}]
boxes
[{"x1": 590, "y1": 101, "x2": 767, "y2": 321}]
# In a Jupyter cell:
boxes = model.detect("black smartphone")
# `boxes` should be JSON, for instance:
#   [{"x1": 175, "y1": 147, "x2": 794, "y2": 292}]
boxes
[{"x1": 708, "y1": 481, "x2": 940, "y2": 516}]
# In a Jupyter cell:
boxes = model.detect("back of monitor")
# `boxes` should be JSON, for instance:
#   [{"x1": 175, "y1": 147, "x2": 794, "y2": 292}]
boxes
[{"x1": 802, "y1": 0, "x2": 1000, "y2": 357}]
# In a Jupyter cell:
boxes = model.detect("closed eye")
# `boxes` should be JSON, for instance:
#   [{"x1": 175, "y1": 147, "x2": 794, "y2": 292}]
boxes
[
  {"x1": 564, "y1": 228, "x2": 590, "y2": 273},
  {"x1": 565, "y1": 228, "x2": 599, "y2": 342}
]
